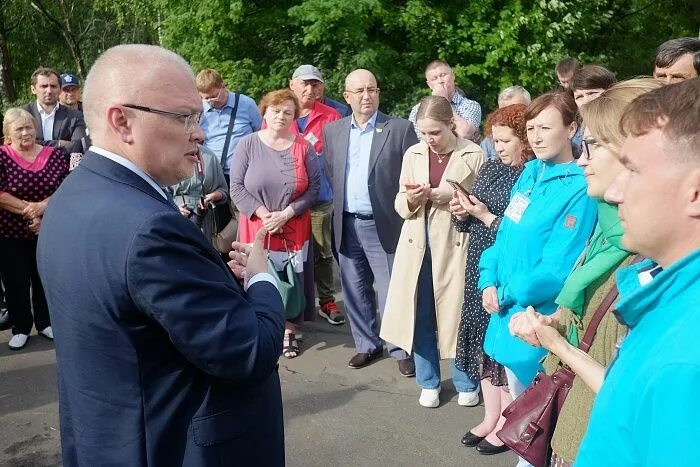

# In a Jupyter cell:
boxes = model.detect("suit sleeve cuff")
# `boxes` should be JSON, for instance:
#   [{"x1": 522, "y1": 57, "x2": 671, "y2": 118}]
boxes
[{"x1": 247, "y1": 272, "x2": 278, "y2": 291}]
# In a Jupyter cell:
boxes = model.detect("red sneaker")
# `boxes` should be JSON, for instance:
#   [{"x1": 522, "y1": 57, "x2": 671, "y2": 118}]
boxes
[{"x1": 318, "y1": 300, "x2": 345, "y2": 325}]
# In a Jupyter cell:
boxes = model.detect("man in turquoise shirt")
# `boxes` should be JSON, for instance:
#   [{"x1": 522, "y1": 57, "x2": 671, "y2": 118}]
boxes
[
  {"x1": 576, "y1": 78, "x2": 700, "y2": 466},
  {"x1": 196, "y1": 68, "x2": 262, "y2": 184}
]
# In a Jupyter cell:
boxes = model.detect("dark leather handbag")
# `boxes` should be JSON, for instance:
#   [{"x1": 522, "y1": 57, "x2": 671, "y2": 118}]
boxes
[{"x1": 496, "y1": 285, "x2": 621, "y2": 466}]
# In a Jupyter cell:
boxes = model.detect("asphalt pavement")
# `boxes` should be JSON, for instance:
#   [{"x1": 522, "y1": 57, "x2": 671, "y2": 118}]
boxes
[{"x1": 0, "y1": 304, "x2": 515, "y2": 467}]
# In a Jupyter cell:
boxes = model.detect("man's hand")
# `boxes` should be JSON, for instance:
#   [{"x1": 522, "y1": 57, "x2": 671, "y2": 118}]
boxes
[
  {"x1": 58, "y1": 139, "x2": 71, "y2": 148},
  {"x1": 482, "y1": 286, "x2": 501, "y2": 314},
  {"x1": 431, "y1": 83, "x2": 451, "y2": 100},
  {"x1": 178, "y1": 204, "x2": 192, "y2": 218},
  {"x1": 229, "y1": 227, "x2": 268, "y2": 289},
  {"x1": 449, "y1": 191, "x2": 468, "y2": 220}
]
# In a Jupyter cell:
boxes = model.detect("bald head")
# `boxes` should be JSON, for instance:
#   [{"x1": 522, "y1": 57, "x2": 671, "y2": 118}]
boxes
[
  {"x1": 82, "y1": 44, "x2": 204, "y2": 186},
  {"x1": 83, "y1": 44, "x2": 195, "y2": 141},
  {"x1": 343, "y1": 69, "x2": 380, "y2": 122}
]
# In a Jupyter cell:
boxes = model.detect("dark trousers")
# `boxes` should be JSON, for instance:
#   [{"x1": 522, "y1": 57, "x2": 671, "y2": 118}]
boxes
[{"x1": 0, "y1": 236, "x2": 50, "y2": 335}]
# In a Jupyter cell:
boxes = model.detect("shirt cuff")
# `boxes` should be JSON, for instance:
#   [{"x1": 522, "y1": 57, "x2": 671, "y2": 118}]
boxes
[{"x1": 247, "y1": 272, "x2": 278, "y2": 291}]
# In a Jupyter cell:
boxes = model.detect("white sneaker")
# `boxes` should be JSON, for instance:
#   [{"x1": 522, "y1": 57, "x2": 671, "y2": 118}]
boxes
[
  {"x1": 458, "y1": 387, "x2": 481, "y2": 407},
  {"x1": 419, "y1": 387, "x2": 441, "y2": 408},
  {"x1": 8, "y1": 333, "x2": 29, "y2": 350},
  {"x1": 39, "y1": 326, "x2": 54, "y2": 340}
]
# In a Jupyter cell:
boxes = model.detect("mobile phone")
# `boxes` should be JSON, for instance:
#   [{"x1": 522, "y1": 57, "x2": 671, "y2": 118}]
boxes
[{"x1": 446, "y1": 179, "x2": 470, "y2": 197}]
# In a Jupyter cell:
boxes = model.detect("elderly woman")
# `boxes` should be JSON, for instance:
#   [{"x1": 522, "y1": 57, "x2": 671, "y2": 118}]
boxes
[
  {"x1": 171, "y1": 144, "x2": 228, "y2": 246},
  {"x1": 477, "y1": 92, "x2": 597, "y2": 458},
  {"x1": 0, "y1": 108, "x2": 69, "y2": 350},
  {"x1": 380, "y1": 96, "x2": 484, "y2": 408},
  {"x1": 509, "y1": 79, "x2": 663, "y2": 467},
  {"x1": 449, "y1": 104, "x2": 534, "y2": 451},
  {"x1": 230, "y1": 89, "x2": 320, "y2": 359}
]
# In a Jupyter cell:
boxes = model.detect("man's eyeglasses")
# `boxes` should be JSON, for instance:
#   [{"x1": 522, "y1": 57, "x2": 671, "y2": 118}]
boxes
[
  {"x1": 123, "y1": 104, "x2": 203, "y2": 133},
  {"x1": 202, "y1": 87, "x2": 224, "y2": 103},
  {"x1": 345, "y1": 87, "x2": 380, "y2": 96}
]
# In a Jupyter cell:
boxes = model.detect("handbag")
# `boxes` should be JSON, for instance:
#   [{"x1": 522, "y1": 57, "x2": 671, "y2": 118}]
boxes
[
  {"x1": 265, "y1": 236, "x2": 306, "y2": 320},
  {"x1": 495, "y1": 284, "x2": 623, "y2": 466},
  {"x1": 211, "y1": 202, "x2": 238, "y2": 254}
]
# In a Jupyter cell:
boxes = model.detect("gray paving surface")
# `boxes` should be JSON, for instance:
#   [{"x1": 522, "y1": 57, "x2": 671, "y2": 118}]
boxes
[{"x1": 0, "y1": 306, "x2": 515, "y2": 467}]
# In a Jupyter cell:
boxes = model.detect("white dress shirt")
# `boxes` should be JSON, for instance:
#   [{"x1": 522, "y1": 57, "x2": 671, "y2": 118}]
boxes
[{"x1": 37, "y1": 102, "x2": 59, "y2": 142}]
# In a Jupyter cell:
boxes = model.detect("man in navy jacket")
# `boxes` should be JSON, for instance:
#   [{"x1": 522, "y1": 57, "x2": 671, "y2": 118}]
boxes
[{"x1": 37, "y1": 44, "x2": 285, "y2": 466}]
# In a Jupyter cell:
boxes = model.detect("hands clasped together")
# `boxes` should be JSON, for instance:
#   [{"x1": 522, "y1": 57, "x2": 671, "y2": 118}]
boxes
[{"x1": 22, "y1": 200, "x2": 47, "y2": 234}]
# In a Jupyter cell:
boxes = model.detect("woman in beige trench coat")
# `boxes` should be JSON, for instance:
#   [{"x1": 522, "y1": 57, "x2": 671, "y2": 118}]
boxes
[{"x1": 380, "y1": 96, "x2": 484, "y2": 408}]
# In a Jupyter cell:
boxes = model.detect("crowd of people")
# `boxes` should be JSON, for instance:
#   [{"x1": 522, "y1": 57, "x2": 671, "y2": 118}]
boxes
[{"x1": 0, "y1": 35, "x2": 698, "y2": 466}]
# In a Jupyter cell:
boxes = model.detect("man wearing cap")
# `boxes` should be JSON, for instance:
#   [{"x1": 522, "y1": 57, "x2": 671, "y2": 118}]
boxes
[
  {"x1": 197, "y1": 68, "x2": 262, "y2": 186},
  {"x1": 60, "y1": 73, "x2": 83, "y2": 112},
  {"x1": 21, "y1": 67, "x2": 87, "y2": 155},
  {"x1": 289, "y1": 65, "x2": 345, "y2": 326}
]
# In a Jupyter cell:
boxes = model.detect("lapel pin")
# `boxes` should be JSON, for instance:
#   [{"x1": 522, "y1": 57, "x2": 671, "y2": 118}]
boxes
[{"x1": 375, "y1": 128, "x2": 383, "y2": 133}]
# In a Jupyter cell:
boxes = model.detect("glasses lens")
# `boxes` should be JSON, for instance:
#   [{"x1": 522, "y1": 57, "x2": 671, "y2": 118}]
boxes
[{"x1": 185, "y1": 113, "x2": 202, "y2": 133}]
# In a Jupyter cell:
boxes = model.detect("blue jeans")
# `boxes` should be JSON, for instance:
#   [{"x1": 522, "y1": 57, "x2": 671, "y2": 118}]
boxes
[{"x1": 413, "y1": 245, "x2": 477, "y2": 392}]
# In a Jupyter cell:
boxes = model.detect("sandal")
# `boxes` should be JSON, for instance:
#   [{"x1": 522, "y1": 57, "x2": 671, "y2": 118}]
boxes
[{"x1": 283, "y1": 332, "x2": 300, "y2": 359}]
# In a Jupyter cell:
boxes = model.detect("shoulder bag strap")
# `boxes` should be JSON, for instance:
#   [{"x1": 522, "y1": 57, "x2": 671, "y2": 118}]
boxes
[
  {"x1": 578, "y1": 254, "x2": 645, "y2": 353},
  {"x1": 220, "y1": 92, "x2": 240, "y2": 169}
]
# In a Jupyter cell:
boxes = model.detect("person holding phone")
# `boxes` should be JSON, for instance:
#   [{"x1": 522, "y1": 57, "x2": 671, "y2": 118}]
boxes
[
  {"x1": 448, "y1": 104, "x2": 534, "y2": 453},
  {"x1": 380, "y1": 95, "x2": 484, "y2": 408}
]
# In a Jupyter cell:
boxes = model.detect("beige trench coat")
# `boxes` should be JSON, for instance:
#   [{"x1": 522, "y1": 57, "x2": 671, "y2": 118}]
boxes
[{"x1": 380, "y1": 138, "x2": 484, "y2": 358}]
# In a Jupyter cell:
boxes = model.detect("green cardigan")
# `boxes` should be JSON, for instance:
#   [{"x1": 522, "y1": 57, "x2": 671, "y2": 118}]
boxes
[{"x1": 542, "y1": 255, "x2": 634, "y2": 464}]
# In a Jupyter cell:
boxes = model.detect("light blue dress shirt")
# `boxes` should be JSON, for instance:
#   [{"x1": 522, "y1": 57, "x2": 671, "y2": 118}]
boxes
[
  {"x1": 200, "y1": 92, "x2": 262, "y2": 175},
  {"x1": 344, "y1": 112, "x2": 378, "y2": 215}
]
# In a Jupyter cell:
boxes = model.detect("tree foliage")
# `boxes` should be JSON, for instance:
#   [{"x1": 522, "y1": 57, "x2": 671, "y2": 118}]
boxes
[{"x1": 2, "y1": 0, "x2": 698, "y2": 117}]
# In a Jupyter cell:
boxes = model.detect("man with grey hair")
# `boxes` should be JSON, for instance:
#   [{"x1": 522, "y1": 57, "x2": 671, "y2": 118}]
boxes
[
  {"x1": 481, "y1": 85, "x2": 532, "y2": 161},
  {"x1": 37, "y1": 44, "x2": 285, "y2": 466}
]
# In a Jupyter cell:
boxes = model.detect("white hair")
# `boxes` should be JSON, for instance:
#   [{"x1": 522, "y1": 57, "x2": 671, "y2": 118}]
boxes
[{"x1": 497, "y1": 85, "x2": 532, "y2": 106}]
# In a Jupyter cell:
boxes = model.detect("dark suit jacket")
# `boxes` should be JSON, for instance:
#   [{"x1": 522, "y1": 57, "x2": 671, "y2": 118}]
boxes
[
  {"x1": 323, "y1": 111, "x2": 418, "y2": 254},
  {"x1": 21, "y1": 102, "x2": 87, "y2": 154},
  {"x1": 37, "y1": 151, "x2": 285, "y2": 467}
]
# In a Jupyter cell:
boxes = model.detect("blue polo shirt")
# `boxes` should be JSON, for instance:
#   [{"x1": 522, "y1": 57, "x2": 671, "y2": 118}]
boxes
[
  {"x1": 576, "y1": 248, "x2": 700, "y2": 466},
  {"x1": 200, "y1": 92, "x2": 262, "y2": 175}
]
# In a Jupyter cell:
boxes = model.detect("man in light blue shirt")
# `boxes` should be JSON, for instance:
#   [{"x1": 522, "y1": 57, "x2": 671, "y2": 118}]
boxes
[{"x1": 196, "y1": 68, "x2": 262, "y2": 184}]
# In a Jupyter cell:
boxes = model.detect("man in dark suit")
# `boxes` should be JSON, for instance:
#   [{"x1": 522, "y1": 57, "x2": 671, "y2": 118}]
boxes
[
  {"x1": 323, "y1": 69, "x2": 418, "y2": 376},
  {"x1": 36, "y1": 45, "x2": 285, "y2": 466},
  {"x1": 21, "y1": 67, "x2": 87, "y2": 155}
]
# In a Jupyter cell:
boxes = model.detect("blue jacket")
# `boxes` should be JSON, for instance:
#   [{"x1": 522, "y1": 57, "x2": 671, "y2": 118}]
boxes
[
  {"x1": 479, "y1": 159, "x2": 597, "y2": 384},
  {"x1": 37, "y1": 152, "x2": 286, "y2": 467},
  {"x1": 576, "y1": 249, "x2": 700, "y2": 466}
]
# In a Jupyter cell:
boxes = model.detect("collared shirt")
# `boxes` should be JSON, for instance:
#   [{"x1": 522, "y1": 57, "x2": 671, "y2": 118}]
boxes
[
  {"x1": 90, "y1": 145, "x2": 276, "y2": 290},
  {"x1": 408, "y1": 92, "x2": 482, "y2": 139},
  {"x1": 344, "y1": 112, "x2": 378, "y2": 215},
  {"x1": 91, "y1": 146, "x2": 168, "y2": 199},
  {"x1": 200, "y1": 92, "x2": 262, "y2": 175},
  {"x1": 37, "y1": 101, "x2": 60, "y2": 142},
  {"x1": 480, "y1": 135, "x2": 498, "y2": 162}
]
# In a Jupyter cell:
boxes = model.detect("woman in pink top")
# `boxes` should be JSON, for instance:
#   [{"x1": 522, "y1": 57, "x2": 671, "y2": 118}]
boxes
[{"x1": 0, "y1": 108, "x2": 68, "y2": 350}]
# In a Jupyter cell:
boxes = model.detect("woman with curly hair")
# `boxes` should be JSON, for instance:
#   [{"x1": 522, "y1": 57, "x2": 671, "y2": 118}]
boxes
[{"x1": 449, "y1": 103, "x2": 534, "y2": 452}]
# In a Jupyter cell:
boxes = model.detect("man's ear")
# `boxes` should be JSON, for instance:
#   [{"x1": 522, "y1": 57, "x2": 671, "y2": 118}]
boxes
[
  {"x1": 685, "y1": 167, "x2": 700, "y2": 218},
  {"x1": 106, "y1": 106, "x2": 134, "y2": 144}
]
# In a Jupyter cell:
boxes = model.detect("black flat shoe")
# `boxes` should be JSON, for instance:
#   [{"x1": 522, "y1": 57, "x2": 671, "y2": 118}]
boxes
[
  {"x1": 475, "y1": 439, "x2": 509, "y2": 455},
  {"x1": 461, "y1": 431, "x2": 485, "y2": 447}
]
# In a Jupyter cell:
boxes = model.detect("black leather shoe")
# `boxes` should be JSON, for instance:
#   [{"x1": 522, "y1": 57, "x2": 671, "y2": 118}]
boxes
[
  {"x1": 347, "y1": 350, "x2": 382, "y2": 368},
  {"x1": 475, "y1": 439, "x2": 509, "y2": 455},
  {"x1": 398, "y1": 358, "x2": 415, "y2": 377},
  {"x1": 461, "y1": 431, "x2": 485, "y2": 447}
]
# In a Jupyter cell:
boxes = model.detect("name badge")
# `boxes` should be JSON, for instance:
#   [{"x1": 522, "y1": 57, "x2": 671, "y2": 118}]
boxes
[
  {"x1": 304, "y1": 132, "x2": 319, "y2": 146},
  {"x1": 504, "y1": 192, "x2": 530, "y2": 223}
]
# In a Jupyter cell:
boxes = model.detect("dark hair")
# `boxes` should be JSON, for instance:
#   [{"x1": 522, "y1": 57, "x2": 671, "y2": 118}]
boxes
[
  {"x1": 525, "y1": 91, "x2": 580, "y2": 126},
  {"x1": 654, "y1": 37, "x2": 700, "y2": 75},
  {"x1": 555, "y1": 58, "x2": 580, "y2": 76},
  {"x1": 571, "y1": 65, "x2": 616, "y2": 91},
  {"x1": 620, "y1": 78, "x2": 700, "y2": 163},
  {"x1": 258, "y1": 89, "x2": 301, "y2": 120},
  {"x1": 485, "y1": 104, "x2": 534, "y2": 165},
  {"x1": 30, "y1": 67, "x2": 60, "y2": 86}
]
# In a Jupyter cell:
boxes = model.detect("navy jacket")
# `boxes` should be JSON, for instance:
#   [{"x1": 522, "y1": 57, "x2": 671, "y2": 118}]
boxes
[{"x1": 37, "y1": 151, "x2": 286, "y2": 466}]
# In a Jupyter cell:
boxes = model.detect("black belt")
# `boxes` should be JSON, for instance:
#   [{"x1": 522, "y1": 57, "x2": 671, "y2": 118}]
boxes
[{"x1": 344, "y1": 211, "x2": 374, "y2": 220}]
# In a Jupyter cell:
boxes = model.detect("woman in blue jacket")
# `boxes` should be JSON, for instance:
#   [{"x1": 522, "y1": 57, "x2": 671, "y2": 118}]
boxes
[{"x1": 476, "y1": 91, "x2": 597, "y2": 456}]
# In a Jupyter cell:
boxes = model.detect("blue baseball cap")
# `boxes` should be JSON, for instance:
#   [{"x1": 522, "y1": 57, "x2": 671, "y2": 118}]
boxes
[{"x1": 60, "y1": 73, "x2": 80, "y2": 89}]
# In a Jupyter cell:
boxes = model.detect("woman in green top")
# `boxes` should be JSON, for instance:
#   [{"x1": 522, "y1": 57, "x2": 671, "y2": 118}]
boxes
[{"x1": 509, "y1": 78, "x2": 663, "y2": 467}]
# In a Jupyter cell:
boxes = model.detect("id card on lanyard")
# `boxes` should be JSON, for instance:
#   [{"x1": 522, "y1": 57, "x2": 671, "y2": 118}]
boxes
[{"x1": 504, "y1": 192, "x2": 530, "y2": 223}]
